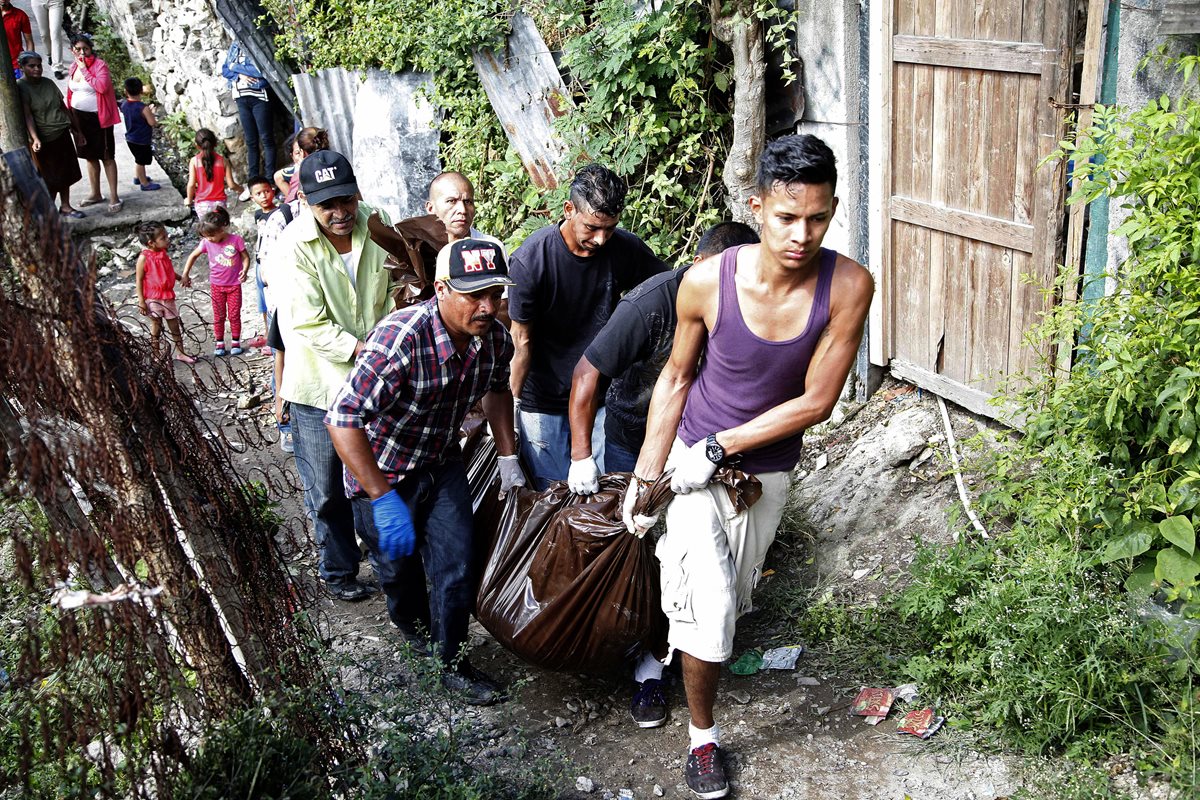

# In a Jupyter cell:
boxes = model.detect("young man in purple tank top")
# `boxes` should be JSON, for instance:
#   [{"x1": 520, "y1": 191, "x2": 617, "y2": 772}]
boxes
[{"x1": 621, "y1": 135, "x2": 874, "y2": 799}]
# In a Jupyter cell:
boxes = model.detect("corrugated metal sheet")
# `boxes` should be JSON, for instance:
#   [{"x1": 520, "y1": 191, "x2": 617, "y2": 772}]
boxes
[
  {"x1": 472, "y1": 12, "x2": 570, "y2": 189},
  {"x1": 1161, "y1": 1, "x2": 1200, "y2": 33},
  {"x1": 213, "y1": 0, "x2": 298, "y2": 117},
  {"x1": 293, "y1": 69, "x2": 441, "y2": 221},
  {"x1": 294, "y1": 68, "x2": 361, "y2": 157}
]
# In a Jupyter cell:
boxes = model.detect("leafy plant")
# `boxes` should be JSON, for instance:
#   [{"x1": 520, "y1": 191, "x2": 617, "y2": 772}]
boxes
[
  {"x1": 261, "y1": 1, "x2": 793, "y2": 261},
  {"x1": 1006, "y1": 50, "x2": 1200, "y2": 611},
  {"x1": 890, "y1": 50, "x2": 1200, "y2": 792}
]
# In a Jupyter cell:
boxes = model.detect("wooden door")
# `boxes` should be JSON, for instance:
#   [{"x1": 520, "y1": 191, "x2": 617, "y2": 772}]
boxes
[{"x1": 872, "y1": 0, "x2": 1076, "y2": 418}]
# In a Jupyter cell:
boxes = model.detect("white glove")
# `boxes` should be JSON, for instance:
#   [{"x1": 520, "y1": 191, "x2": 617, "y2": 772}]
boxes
[
  {"x1": 498, "y1": 455, "x2": 525, "y2": 497},
  {"x1": 567, "y1": 457, "x2": 600, "y2": 495},
  {"x1": 670, "y1": 438, "x2": 719, "y2": 495},
  {"x1": 621, "y1": 480, "x2": 660, "y2": 538}
]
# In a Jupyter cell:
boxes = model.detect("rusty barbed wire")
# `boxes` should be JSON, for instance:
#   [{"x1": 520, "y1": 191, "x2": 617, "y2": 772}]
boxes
[{"x1": 0, "y1": 153, "x2": 351, "y2": 797}]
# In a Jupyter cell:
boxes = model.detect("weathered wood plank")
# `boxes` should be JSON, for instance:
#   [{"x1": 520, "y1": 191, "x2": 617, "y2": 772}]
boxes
[
  {"x1": 891, "y1": 35, "x2": 1045, "y2": 73},
  {"x1": 1023, "y1": 0, "x2": 1074, "y2": 382},
  {"x1": 986, "y1": 72, "x2": 1020, "y2": 221},
  {"x1": 890, "y1": 358, "x2": 1008, "y2": 420},
  {"x1": 940, "y1": 231, "x2": 971, "y2": 383},
  {"x1": 1011, "y1": 73, "x2": 1038, "y2": 225},
  {"x1": 892, "y1": 62, "x2": 915, "y2": 198},
  {"x1": 891, "y1": 219, "x2": 933, "y2": 367},
  {"x1": 891, "y1": 196, "x2": 1036, "y2": 251},
  {"x1": 968, "y1": 242, "x2": 1013, "y2": 392},
  {"x1": 869, "y1": 0, "x2": 895, "y2": 362},
  {"x1": 472, "y1": 12, "x2": 571, "y2": 189}
]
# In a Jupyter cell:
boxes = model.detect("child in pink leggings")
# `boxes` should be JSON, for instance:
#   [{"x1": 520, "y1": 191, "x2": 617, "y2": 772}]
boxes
[{"x1": 182, "y1": 207, "x2": 249, "y2": 356}]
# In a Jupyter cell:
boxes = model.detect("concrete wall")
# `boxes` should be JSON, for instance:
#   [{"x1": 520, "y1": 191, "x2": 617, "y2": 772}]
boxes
[
  {"x1": 1102, "y1": 0, "x2": 1200, "y2": 282},
  {"x1": 792, "y1": 0, "x2": 869, "y2": 266},
  {"x1": 94, "y1": 0, "x2": 245, "y2": 172}
]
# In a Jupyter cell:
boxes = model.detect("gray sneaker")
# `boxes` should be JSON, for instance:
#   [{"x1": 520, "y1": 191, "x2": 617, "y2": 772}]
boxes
[
  {"x1": 280, "y1": 430, "x2": 294, "y2": 454},
  {"x1": 684, "y1": 743, "x2": 729, "y2": 799},
  {"x1": 442, "y1": 662, "x2": 507, "y2": 706}
]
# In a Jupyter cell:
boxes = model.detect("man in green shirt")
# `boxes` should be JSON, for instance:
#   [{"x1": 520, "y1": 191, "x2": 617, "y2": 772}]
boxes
[{"x1": 270, "y1": 150, "x2": 394, "y2": 602}]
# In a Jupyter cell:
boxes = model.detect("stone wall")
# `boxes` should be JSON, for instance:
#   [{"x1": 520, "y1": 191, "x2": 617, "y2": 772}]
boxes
[{"x1": 94, "y1": 0, "x2": 246, "y2": 174}]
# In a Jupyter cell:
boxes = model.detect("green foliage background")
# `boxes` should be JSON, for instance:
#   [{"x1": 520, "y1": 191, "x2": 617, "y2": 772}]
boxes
[
  {"x1": 892, "y1": 51, "x2": 1200, "y2": 792},
  {"x1": 260, "y1": 0, "x2": 794, "y2": 261}
]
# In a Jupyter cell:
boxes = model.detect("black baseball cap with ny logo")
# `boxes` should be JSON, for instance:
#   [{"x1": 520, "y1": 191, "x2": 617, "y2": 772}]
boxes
[
  {"x1": 435, "y1": 238, "x2": 517, "y2": 292},
  {"x1": 299, "y1": 150, "x2": 360, "y2": 205}
]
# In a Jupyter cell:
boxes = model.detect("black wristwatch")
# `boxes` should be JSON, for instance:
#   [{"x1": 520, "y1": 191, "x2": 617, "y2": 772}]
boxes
[{"x1": 705, "y1": 433, "x2": 725, "y2": 465}]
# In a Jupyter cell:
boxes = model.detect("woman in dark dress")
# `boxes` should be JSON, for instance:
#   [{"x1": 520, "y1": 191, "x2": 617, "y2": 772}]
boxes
[{"x1": 16, "y1": 50, "x2": 84, "y2": 217}]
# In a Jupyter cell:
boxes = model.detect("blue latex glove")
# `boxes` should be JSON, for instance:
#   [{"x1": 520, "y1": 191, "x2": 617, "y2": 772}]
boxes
[{"x1": 372, "y1": 489, "x2": 415, "y2": 559}]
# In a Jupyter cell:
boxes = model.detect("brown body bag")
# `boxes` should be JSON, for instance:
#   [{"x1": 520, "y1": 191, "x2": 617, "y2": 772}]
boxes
[{"x1": 475, "y1": 474, "x2": 673, "y2": 672}]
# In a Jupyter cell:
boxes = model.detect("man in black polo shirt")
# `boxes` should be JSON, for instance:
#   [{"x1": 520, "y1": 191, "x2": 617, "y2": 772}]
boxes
[{"x1": 507, "y1": 164, "x2": 667, "y2": 490}]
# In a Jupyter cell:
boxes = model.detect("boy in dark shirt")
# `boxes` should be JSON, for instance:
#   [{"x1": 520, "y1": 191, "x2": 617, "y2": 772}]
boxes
[{"x1": 120, "y1": 77, "x2": 160, "y2": 191}]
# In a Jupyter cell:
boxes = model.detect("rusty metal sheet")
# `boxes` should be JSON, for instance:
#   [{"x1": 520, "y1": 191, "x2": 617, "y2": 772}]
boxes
[
  {"x1": 294, "y1": 68, "x2": 362, "y2": 157},
  {"x1": 293, "y1": 68, "x2": 440, "y2": 220},
  {"x1": 472, "y1": 12, "x2": 570, "y2": 189}
]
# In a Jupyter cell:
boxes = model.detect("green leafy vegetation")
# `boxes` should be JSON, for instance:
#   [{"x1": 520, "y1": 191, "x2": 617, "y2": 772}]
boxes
[
  {"x1": 262, "y1": 0, "x2": 796, "y2": 261},
  {"x1": 888, "y1": 51, "x2": 1200, "y2": 794}
]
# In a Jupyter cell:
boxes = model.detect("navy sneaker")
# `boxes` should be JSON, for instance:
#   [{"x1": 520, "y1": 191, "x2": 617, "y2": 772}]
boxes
[
  {"x1": 326, "y1": 580, "x2": 376, "y2": 602},
  {"x1": 630, "y1": 677, "x2": 669, "y2": 728}
]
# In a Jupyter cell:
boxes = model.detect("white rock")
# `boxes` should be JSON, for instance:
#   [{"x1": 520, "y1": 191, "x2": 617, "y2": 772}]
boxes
[{"x1": 575, "y1": 776, "x2": 595, "y2": 793}]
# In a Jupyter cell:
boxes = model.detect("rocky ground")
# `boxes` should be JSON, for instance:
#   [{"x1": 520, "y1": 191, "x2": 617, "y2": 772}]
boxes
[{"x1": 89, "y1": 237, "x2": 1129, "y2": 800}]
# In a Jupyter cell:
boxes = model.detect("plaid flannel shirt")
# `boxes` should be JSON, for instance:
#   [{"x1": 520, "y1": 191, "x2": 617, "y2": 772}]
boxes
[{"x1": 325, "y1": 297, "x2": 514, "y2": 496}]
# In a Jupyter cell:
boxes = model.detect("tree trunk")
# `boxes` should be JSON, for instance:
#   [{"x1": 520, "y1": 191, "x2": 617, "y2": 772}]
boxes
[
  {"x1": 0, "y1": 151, "x2": 253, "y2": 709},
  {"x1": 711, "y1": 2, "x2": 766, "y2": 225}
]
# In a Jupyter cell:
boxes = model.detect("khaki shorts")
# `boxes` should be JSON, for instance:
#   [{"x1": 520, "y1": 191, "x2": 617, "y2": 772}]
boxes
[
  {"x1": 146, "y1": 298, "x2": 179, "y2": 320},
  {"x1": 657, "y1": 438, "x2": 790, "y2": 663}
]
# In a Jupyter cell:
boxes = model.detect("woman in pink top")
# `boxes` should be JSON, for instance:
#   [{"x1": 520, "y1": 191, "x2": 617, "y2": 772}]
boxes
[{"x1": 65, "y1": 34, "x2": 122, "y2": 214}]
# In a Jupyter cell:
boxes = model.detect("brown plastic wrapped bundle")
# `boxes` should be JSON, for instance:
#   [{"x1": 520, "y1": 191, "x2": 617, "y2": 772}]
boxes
[{"x1": 475, "y1": 470, "x2": 761, "y2": 672}]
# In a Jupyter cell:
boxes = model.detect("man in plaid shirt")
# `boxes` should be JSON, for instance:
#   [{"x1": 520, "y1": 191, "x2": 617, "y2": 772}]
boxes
[{"x1": 327, "y1": 238, "x2": 525, "y2": 705}]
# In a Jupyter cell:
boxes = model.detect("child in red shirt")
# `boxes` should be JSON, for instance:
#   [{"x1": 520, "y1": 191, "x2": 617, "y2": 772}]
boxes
[
  {"x1": 185, "y1": 128, "x2": 240, "y2": 216},
  {"x1": 134, "y1": 222, "x2": 196, "y2": 363}
]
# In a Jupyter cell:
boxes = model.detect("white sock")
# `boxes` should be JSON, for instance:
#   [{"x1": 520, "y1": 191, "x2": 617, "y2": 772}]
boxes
[
  {"x1": 633, "y1": 650, "x2": 665, "y2": 683},
  {"x1": 688, "y1": 722, "x2": 720, "y2": 752}
]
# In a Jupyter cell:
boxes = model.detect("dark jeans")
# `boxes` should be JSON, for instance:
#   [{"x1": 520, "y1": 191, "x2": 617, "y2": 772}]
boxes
[
  {"x1": 352, "y1": 458, "x2": 475, "y2": 666},
  {"x1": 235, "y1": 95, "x2": 275, "y2": 179},
  {"x1": 290, "y1": 402, "x2": 360, "y2": 585},
  {"x1": 603, "y1": 436, "x2": 639, "y2": 474}
]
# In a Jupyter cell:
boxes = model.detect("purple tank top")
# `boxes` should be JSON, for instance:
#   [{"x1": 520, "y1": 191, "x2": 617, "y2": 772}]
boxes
[{"x1": 678, "y1": 245, "x2": 836, "y2": 474}]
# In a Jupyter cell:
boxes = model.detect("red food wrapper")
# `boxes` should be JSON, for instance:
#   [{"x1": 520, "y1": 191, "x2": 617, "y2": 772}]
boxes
[
  {"x1": 896, "y1": 707, "x2": 945, "y2": 739},
  {"x1": 850, "y1": 687, "x2": 894, "y2": 719}
]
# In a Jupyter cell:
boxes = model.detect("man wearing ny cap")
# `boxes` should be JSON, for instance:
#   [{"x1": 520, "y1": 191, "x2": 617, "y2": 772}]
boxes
[
  {"x1": 271, "y1": 149, "x2": 395, "y2": 602},
  {"x1": 326, "y1": 238, "x2": 525, "y2": 705}
]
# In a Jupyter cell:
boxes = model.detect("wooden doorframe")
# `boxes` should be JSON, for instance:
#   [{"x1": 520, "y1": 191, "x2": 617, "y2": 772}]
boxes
[{"x1": 867, "y1": 0, "x2": 892, "y2": 369}]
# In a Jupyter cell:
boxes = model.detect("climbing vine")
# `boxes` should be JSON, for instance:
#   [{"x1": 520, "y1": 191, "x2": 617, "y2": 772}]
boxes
[{"x1": 263, "y1": 0, "x2": 796, "y2": 261}]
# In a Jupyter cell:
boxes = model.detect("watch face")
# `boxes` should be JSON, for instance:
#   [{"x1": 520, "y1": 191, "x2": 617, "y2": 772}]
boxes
[{"x1": 706, "y1": 437, "x2": 724, "y2": 464}]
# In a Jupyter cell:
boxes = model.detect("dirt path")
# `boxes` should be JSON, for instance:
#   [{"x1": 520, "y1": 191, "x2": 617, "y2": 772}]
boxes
[{"x1": 92, "y1": 232, "x2": 1048, "y2": 798}]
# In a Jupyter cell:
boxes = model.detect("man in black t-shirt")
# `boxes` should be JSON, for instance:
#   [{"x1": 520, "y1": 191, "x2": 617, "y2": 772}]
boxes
[
  {"x1": 567, "y1": 222, "x2": 760, "y2": 489},
  {"x1": 507, "y1": 164, "x2": 667, "y2": 490}
]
